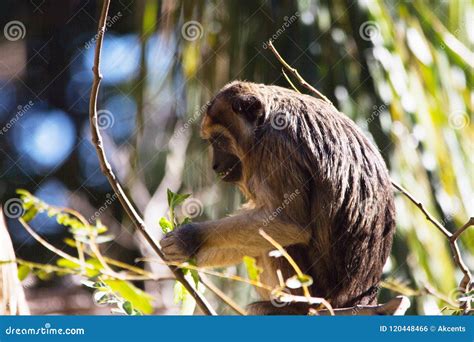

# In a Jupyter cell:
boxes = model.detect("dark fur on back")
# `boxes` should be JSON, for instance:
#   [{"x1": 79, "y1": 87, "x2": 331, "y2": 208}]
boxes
[{"x1": 219, "y1": 82, "x2": 395, "y2": 307}]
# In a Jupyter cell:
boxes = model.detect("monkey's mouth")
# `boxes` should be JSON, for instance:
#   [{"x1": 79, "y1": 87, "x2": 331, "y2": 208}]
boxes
[{"x1": 216, "y1": 162, "x2": 242, "y2": 182}]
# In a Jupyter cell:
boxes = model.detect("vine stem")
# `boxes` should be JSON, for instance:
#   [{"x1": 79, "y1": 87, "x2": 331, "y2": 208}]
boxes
[{"x1": 88, "y1": 0, "x2": 215, "y2": 315}]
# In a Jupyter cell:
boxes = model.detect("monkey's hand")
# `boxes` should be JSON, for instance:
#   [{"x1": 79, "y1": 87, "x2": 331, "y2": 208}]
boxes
[{"x1": 160, "y1": 224, "x2": 202, "y2": 263}]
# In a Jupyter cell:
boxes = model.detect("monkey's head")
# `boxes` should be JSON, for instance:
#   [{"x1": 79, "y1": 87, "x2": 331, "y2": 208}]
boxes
[{"x1": 201, "y1": 82, "x2": 265, "y2": 183}]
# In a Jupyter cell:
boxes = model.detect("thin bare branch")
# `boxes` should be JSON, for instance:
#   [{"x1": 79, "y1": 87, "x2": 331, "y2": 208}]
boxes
[
  {"x1": 267, "y1": 41, "x2": 333, "y2": 105},
  {"x1": 199, "y1": 274, "x2": 247, "y2": 315},
  {"x1": 267, "y1": 42, "x2": 473, "y2": 313},
  {"x1": 391, "y1": 181, "x2": 452, "y2": 237},
  {"x1": 259, "y1": 229, "x2": 311, "y2": 298},
  {"x1": 88, "y1": 0, "x2": 215, "y2": 315}
]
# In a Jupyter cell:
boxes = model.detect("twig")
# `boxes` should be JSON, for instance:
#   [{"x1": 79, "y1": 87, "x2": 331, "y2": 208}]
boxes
[
  {"x1": 267, "y1": 41, "x2": 333, "y2": 105},
  {"x1": 267, "y1": 42, "x2": 473, "y2": 312},
  {"x1": 199, "y1": 274, "x2": 247, "y2": 315},
  {"x1": 259, "y1": 229, "x2": 311, "y2": 298},
  {"x1": 317, "y1": 296, "x2": 410, "y2": 316},
  {"x1": 88, "y1": 0, "x2": 215, "y2": 315},
  {"x1": 392, "y1": 181, "x2": 473, "y2": 299},
  {"x1": 391, "y1": 181, "x2": 451, "y2": 237}
]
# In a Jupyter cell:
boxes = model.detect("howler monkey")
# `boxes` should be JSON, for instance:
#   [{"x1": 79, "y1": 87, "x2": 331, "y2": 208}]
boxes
[{"x1": 160, "y1": 81, "x2": 395, "y2": 315}]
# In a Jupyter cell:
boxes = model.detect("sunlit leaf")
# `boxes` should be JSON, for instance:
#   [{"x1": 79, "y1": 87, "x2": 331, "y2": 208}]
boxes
[
  {"x1": 159, "y1": 217, "x2": 173, "y2": 234},
  {"x1": 243, "y1": 256, "x2": 262, "y2": 282},
  {"x1": 17, "y1": 265, "x2": 31, "y2": 281},
  {"x1": 105, "y1": 279, "x2": 154, "y2": 315}
]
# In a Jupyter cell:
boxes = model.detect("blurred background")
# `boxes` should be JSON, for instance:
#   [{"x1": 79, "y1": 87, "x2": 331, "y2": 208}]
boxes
[{"x1": 0, "y1": 0, "x2": 472, "y2": 315}]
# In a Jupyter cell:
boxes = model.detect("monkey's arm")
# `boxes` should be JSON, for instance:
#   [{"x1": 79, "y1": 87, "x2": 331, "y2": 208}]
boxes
[{"x1": 160, "y1": 209, "x2": 311, "y2": 266}]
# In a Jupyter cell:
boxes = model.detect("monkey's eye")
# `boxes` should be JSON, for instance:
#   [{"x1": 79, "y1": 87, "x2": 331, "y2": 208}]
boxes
[{"x1": 210, "y1": 135, "x2": 228, "y2": 149}]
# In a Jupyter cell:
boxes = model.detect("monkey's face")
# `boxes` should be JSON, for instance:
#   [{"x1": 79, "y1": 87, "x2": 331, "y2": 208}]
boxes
[
  {"x1": 201, "y1": 82, "x2": 264, "y2": 183},
  {"x1": 208, "y1": 134, "x2": 242, "y2": 182}
]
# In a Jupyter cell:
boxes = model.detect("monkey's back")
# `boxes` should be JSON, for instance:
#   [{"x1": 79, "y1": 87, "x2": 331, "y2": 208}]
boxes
[{"x1": 248, "y1": 83, "x2": 396, "y2": 307}]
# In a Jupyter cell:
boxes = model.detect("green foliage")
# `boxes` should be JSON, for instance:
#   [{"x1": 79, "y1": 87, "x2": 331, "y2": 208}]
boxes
[
  {"x1": 14, "y1": 190, "x2": 153, "y2": 316},
  {"x1": 242, "y1": 256, "x2": 262, "y2": 282},
  {"x1": 105, "y1": 279, "x2": 154, "y2": 315},
  {"x1": 159, "y1": 189, "x2": 201, "y2": 314},
  {"x1": 17, "y1": 265, "x2": 31, "y2": 281}
]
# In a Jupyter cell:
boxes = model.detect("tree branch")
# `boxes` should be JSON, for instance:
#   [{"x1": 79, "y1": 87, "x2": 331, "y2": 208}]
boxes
[
  {"x1": 267, "y1": 41, "x2": 473, "y2": 312},
  {"x1": 89, "y1": 0, "x2": 215, "y2": 315},
  {"x1": 267, "y1": 41, "x2": 333, "y2": 105}
]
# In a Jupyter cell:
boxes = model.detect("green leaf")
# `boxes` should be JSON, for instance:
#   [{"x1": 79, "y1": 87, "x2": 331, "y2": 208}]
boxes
[
  {"x1": 85, "y1": 258, "x2": 103, "y2": 278},
  {"x1": 166, "y1": 189, "x2": 190, "y2": 209},
  {"x1": 17, "y1": 265, "x2": 31, "y2": 281},
  {"x1": 94, "y1": 291, "x2": 109, "y2": 304},
  {"x1": 81, "y1": 280, "x2": 97, "y2": 288},
  {"x1": 285, "y1": 274, "x2": 313, "y2": 289},
  {"x1": 16, "y1": 189, "x2": 32, "y2": 198},
  {"x1": 180, "y1": 217, "x2": 192, "y2": 226},
  {"x1": 297, "y1": 274, "x2": 313, "y2": 286},
  {"x1": 63, "y1": 238, "x2": 77, "y2": 248},
  {"x1": 186, "y1": 259, "x2": 200, "y2": 288},
  {"x1": 167, "y1": 189, "x2": 174, "y2": 207},
  {"x1": 56, "y1": 258, "x2": 81, "y2": 270},
  {"x1": 121, "y1": 301, "x2": 134, "y2": 315},
  {"x1": 159, "y1": 217, "x2": 173, "y2": 234},
  {"x1": 172, "y1": 193, "x2": 191, "y2": 207},
  {"x1": 105, "y1": 279, "x2": 154, "y2": 315},
  {"x1": 34, "y1": 269, "x2": 52, "y2": 281},
  {"x1": 173, "y1": 281, "x2": 196, "y2": 315},
  {"x1": 243, "y1": 256, "x2": 262, "y2": 282},
  {"x1": 22, "y1": 207, "x2": 38, "y2": 223}
]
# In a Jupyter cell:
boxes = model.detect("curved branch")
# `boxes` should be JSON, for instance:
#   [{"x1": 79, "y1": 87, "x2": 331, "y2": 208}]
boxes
[
  {"x1": 267, "y1": 42, "x2": 473, "y2": 312},
  {"x1": 88, "y1": 0, "x2": 215, "y2": 315}
]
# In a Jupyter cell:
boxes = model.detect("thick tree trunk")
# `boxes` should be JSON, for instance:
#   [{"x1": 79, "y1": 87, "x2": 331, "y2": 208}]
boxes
[{"x1": 0, "y1": 207, "x2": 29, "y2": 315}]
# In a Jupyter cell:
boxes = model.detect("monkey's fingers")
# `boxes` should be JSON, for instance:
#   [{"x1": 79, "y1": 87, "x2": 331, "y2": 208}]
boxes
[{"x1": 160, "y1": 235, "x2": 175, "y2": 248}]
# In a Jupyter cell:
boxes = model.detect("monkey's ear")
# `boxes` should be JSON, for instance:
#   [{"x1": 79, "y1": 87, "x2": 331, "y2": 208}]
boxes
[{"x1": 231, "y1": 95, "x2": 263, "y2": 122}]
